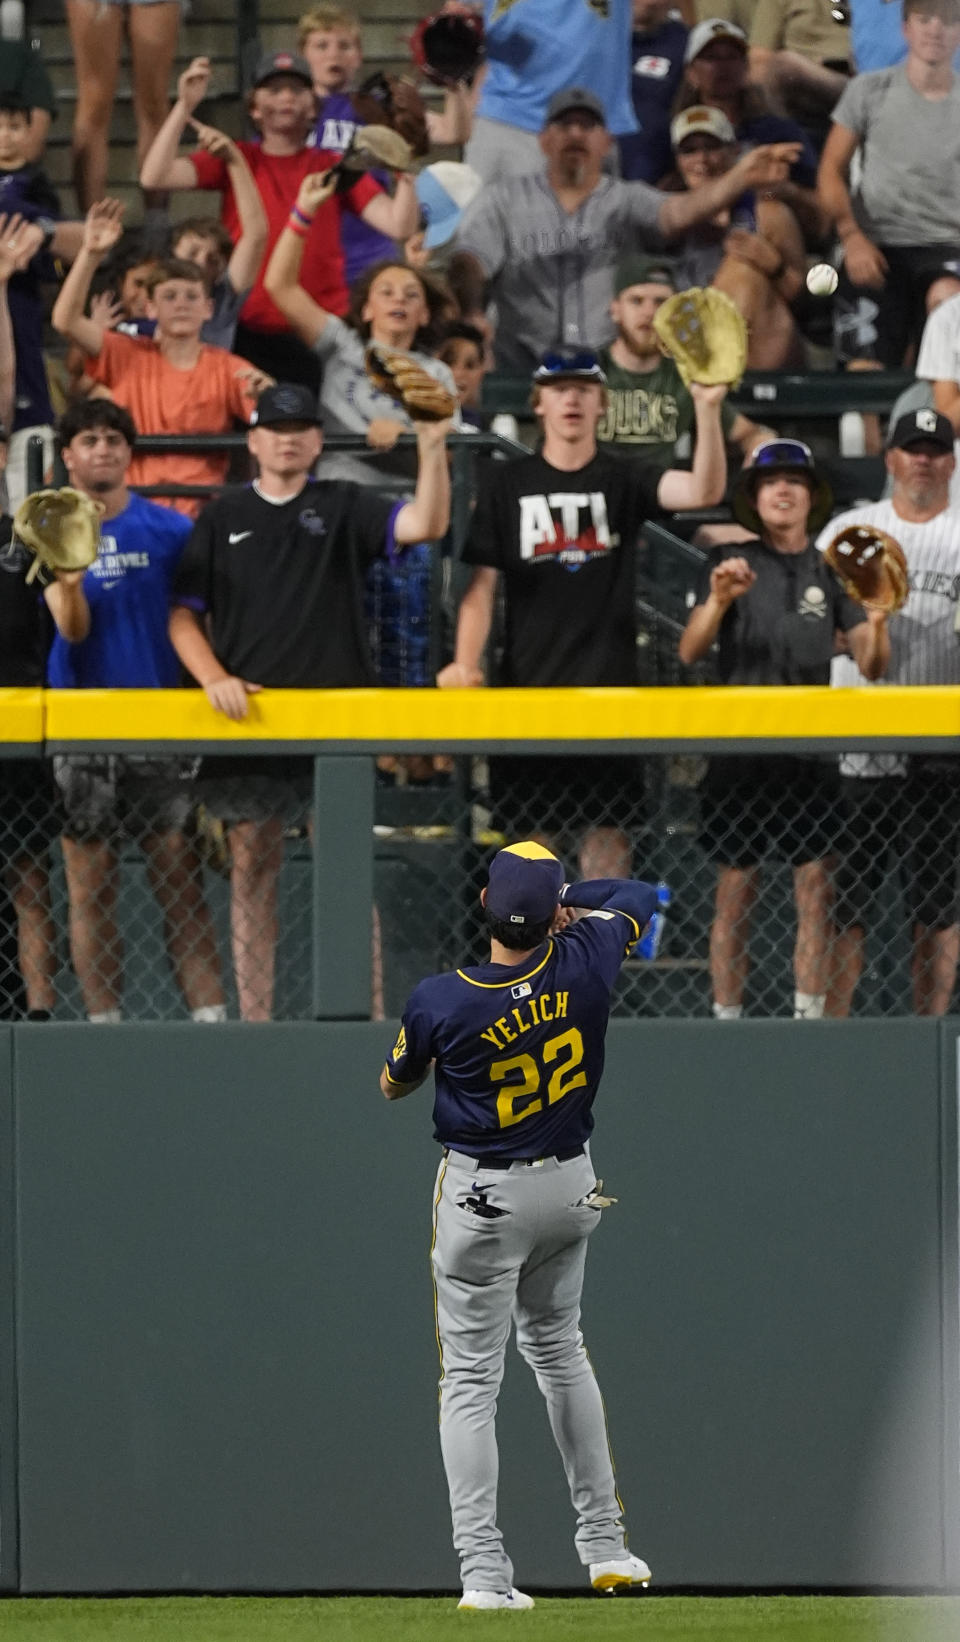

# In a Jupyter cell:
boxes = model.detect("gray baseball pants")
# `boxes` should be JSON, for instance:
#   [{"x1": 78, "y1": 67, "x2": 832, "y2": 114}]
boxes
[{"x1": 431, "y1": 1146, "x2": 628, "y2": 1591}]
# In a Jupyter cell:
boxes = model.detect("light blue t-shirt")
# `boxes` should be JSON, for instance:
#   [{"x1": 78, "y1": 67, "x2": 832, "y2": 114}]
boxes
[
  {"x1": 48, "y1": 493, "x2": 192, "y2": 688},
  {"x1": 850, "y1": 0, "x2": 960, "y2": 71},
  {"x1": 477, "y1": 0, "x2": 638, "y2": 137}
]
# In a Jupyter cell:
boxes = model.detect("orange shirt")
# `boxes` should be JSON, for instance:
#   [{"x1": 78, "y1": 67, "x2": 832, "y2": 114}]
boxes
[{"x1": 86, "y1": 331, "x2": 257, "y2": 517}]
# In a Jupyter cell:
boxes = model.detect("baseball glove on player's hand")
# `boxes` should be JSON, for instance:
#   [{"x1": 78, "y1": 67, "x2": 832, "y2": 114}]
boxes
[
  {"x1": 14, "y1": 487, "x2": 103, "y2": 585},
  {"x1": 353, "y1": 72, "x2": 429, "y2": 157},
  {"x1": 652, "y1": 286, "x2": 748, "y2": 389},
  {"x1": 365, "y1": 344, "x2": 458, "y2": 422},
  {"x1": 823, "y1": 524, "x2": 909, "y2": 613},
  {"x1": 411, "y1": 11, "x2": 486, "y2": 87}
]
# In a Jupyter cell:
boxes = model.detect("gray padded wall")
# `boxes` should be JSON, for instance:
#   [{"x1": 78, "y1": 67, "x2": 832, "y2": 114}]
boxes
[{"x1": 6, "y1": 1020, "x2": 957, "y2": 1592}]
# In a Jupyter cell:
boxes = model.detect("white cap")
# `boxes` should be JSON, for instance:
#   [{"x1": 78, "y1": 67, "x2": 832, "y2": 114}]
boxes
[
  {"x1": 671, "y1": 104, "x2": 736, "y2": 149},
  {"x1": 684, "y1": 17, "x2": 747, "y2": 63}
]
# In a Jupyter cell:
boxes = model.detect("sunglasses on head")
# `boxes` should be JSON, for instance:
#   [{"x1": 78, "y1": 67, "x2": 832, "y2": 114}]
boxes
[
  {"x1": 534, "y1": 350, "x2": 603, "y2": 380},
  {"x1": 831, "y1": 1, "x2": 850, "y2": 24}
]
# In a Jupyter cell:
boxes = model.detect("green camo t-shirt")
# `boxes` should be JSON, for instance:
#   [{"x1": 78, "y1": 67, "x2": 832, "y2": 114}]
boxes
[{"x1": 597, "y1": 348, "x2": 734, "y2": 467}]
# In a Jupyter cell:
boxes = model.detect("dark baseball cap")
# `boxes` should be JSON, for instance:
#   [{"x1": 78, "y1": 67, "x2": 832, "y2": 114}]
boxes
[
  {"x1": 614, "y1": 254, "x2": 677, "y2": 295},
  {"x1": 532, "y1": 347, "x2": 607, "y2": 385},
  {"x1": 545, "y1": 87, "x2": 607, "y2": 126},
  {"x1": 888, "y1": 408, "x2": 954, "y2": 453},
  {"x1": 249, "y1": 382, "x2": 323, "y2": 427},
  {"x1": 485, "y1": 842, "x2": 565, "y2": 928},
  {"x1": 252, "y1": 50, "x2": 313, "y2": 89}
]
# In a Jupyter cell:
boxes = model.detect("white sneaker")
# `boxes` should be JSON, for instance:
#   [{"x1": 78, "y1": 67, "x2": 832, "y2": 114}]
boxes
[
  {"x1": 458, "y1": 1587, "x2": 535, "y2": 1611},
  {"x1": 589, "y1": 1551, "x2": 652, "y2": 1593}
]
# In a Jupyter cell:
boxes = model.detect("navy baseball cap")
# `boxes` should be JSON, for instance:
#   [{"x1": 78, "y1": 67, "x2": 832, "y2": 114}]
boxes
[
  {"x1": 532, "y1": 348, "x2": 607, "y2": 385},
  {"x1": 252, "y1": 50, "x2": 313, "y2": 89},
  {"x1": 888, "y1": 408, "x2": 954, "y2": 453},
  {"x1": 250, "y1": 382, "x2": 323, "y2": 427},
  {"x1": 486, "y1": 842, "x2": 565, "y2": 927}
]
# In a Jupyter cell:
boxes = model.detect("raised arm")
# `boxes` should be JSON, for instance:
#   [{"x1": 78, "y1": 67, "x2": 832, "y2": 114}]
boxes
[
  {"x1": 51, "y1": 199, "x2": 126, "y2": 355},
  {"x1": 263, "y1": 171, "x2": 338, "y2": 347},
  {"x1": 44, "y1": 568, "x2": 92, "y2": 643},
  {"x1": 0, "y1": 214, "x2": 41, "y2": 433},
  {"x1": 394, "y1": 418, "x2": 453, "y2": 543},
  {"x1": 657, "y1": 384, "x2": 728, "y2": 511},
  {"x1": 190, "y1": 120, "x2": 268, "y2": 296},
  {"x1": 436, "y1": 565, "x2": 498, "y2": 688},
  {"x1": 846, "y1": 608, "x2": 890, "y2": 681},
  {"x1": 678, "y1": 555, "x2": 756, "y2": 666},
  {"x1": 360, "y1": 171, "x2": 420, "y2": 240},
  {"x1": 139, "y1": 55, "x2": 209, "y2": 193},
  {"x1": 658, "y1": 142, "x2": 802, "y2": 239}
]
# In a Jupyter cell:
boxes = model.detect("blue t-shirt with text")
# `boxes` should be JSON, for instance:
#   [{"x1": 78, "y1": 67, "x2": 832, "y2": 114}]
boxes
[{"x1": 48, "y1": 493, "x2": 192, "y2": 688}]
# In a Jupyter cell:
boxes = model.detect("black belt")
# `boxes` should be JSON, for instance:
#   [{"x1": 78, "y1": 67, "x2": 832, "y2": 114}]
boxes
[{"x1": 446, "y1": 1144, "x2": 585, "y2": 1169}]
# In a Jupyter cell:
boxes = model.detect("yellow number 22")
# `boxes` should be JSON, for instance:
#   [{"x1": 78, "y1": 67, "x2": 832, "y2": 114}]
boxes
[{"x1": 491, "y1": 1028, "x2": 587, "y2": 1129}]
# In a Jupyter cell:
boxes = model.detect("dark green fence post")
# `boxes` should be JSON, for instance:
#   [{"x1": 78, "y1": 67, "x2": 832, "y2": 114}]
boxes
[{"x1": 311, "y1": 755, "x2": 374, "y2": 1019}]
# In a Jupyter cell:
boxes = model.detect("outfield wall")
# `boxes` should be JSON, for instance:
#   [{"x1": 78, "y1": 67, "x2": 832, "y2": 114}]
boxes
[{"x1": 0, "y1": 1020, "x2": 956, "y2": 1594}]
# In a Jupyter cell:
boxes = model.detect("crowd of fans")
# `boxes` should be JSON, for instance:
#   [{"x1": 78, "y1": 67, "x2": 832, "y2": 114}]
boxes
[{"x1": 3, "y1": 0, "x2": 960, "y2": 1023}]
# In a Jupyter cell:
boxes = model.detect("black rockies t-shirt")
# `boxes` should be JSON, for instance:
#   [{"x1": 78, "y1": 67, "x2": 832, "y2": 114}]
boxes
[
  {"x1": 462, "y1": 450, "x2": 663, "y2": 686},
  {"x1": 0, "y1": 521, "x2": 50, "y2": 685},
  {"x1": 695, "y1": 537, "x2": 865, "y2": 685},
  {"x1": 173, "y1": 479, "x2": 402, "y2": 687}
]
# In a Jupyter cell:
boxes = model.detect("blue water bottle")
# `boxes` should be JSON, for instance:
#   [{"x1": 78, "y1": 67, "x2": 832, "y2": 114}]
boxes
[{"x1": 637, "y1": 882, "x2": 672, "y2": 960}]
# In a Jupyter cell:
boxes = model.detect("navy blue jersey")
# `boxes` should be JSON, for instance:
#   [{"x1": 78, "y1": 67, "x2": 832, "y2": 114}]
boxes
[{"x1": 386, "y1": 879, "x2": 657, "y2": 1159}]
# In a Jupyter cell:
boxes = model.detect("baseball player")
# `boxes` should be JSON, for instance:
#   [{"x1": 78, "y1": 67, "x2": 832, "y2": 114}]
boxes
[
  {"x1": 817, "y1": 408, "x2": 960, "y2": 1016},
  {"x1": 381, "y1": 841, "x2": 658, "y2": 1609}
]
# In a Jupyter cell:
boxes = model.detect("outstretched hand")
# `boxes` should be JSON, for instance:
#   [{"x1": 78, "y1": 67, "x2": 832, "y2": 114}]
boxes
[
  {"x1": 295, "y1": 170, "x2": 339, "y2": 218},
  {"x1": 189, "y1": 118, "x2": 237, "y2": 162},
  {"x1": 710, "y1": 556, "x2": 756, "y2": 605},
  {"x1": 178, "y1": 56, "x2": 212, "y2": 114},
  {"x1": 82, "y1": 198, "x2": 125, "y2": 258}
]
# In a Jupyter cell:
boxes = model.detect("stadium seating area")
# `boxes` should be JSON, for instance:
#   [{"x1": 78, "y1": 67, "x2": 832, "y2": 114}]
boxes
[{"x1": 3, "y1": 0, "x2": 960, "y2": 1024}]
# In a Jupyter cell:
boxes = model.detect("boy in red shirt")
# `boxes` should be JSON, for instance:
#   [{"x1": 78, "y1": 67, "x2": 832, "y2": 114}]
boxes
[
  {"x1": 140, "y1": 52, "x2": 419, "y2": 388},
  {"x1": 53, "y1": 200, "x2": 265, "y2": 516}
]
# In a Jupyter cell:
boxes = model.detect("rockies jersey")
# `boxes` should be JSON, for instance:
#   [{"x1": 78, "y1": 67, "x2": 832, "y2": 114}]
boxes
[
  {"x1": 817, "y1": 497, "x2": 960, "y2": 777},
  {"x1": 386, "y1": 878, "x2": 657, "y2": 1160}
]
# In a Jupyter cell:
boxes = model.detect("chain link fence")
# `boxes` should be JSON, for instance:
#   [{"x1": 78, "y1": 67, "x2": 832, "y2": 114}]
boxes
[{"x1": 2, "y1": 741, "x2": 959, "y2": 1022}]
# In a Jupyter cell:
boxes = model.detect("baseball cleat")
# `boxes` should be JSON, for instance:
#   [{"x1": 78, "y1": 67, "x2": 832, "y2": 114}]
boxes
[
  {"x1": 458, "y1": 1587, "x2": 535, "y2": 1611},
  {"x1": 589, "y1": 1552, "x2": 652, "y2": 1593}
]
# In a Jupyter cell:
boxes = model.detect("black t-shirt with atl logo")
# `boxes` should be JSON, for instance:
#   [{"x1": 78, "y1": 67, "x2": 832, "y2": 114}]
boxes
[
  {"x1": 462, "y1": 450, "x2": 662, "y2": 686},
  {"x1": 173, "y1": 479, "x2": 400, "y2": 687}
]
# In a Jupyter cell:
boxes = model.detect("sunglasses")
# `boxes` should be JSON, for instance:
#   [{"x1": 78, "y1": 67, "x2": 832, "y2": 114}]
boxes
[
  {"x1": 831, "y1": 1, "x2": 850, "y2": 24},
  {"x1": 534, "y1": 350, "x2": 604, "y2": 381},
  {"x1": 752, "y1": 439, "x2": 813, "y2": 470}
]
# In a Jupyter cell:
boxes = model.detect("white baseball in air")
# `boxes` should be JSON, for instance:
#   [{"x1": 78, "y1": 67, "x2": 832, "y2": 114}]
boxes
[{"x1": 806, "y1": 262, "x2": 839, "y2": 297}]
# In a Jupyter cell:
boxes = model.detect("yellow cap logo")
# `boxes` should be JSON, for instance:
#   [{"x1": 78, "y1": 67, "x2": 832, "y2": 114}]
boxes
[{"x1": 502, "y1": 841, "x2": 559, "y2": 863}]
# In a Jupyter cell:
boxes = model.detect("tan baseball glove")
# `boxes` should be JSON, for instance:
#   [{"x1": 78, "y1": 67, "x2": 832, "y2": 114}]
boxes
[
  {"x1": 823, "y1": 523, "x2": 909, "y2": 613},
  {"x1": 365, "y1": 344, "x2": 457, "y2": 422},
  {"x1": 352, "y1": 71, "x2": 429, "y2": 158},
  {"x1": 14, "y1": 487, "x2": 103, "y2": 585},
  {"x1": 652, "y1": 286, "x2": 748, "y2": 389}
]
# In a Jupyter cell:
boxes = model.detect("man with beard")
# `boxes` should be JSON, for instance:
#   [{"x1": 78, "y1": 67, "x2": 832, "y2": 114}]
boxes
[
  {"x1": 817, "y1": 409, "x2": 960, "y2": 1017},
  {"x1": 597, "y1": 252, "x2": 772, "y2": 467},
  {"x1": 448, "y1": 85, "x2": 800, "y2": 371}
]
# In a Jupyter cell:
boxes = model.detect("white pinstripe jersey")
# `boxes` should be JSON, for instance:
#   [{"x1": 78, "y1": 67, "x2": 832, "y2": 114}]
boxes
[{"x1": 816, "y1": 498, "x2": 960, "y2": 776}]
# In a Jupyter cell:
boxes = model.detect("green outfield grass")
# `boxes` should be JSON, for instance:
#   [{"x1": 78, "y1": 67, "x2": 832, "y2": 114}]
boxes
[{"x1": 1, "y1": 1596, "x2": 960, "y2": 1642}]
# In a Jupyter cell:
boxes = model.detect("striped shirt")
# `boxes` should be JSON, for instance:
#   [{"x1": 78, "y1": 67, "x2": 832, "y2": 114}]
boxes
[{"x1": 816, "y1": 497, "x2": 960, "y2": 776}]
